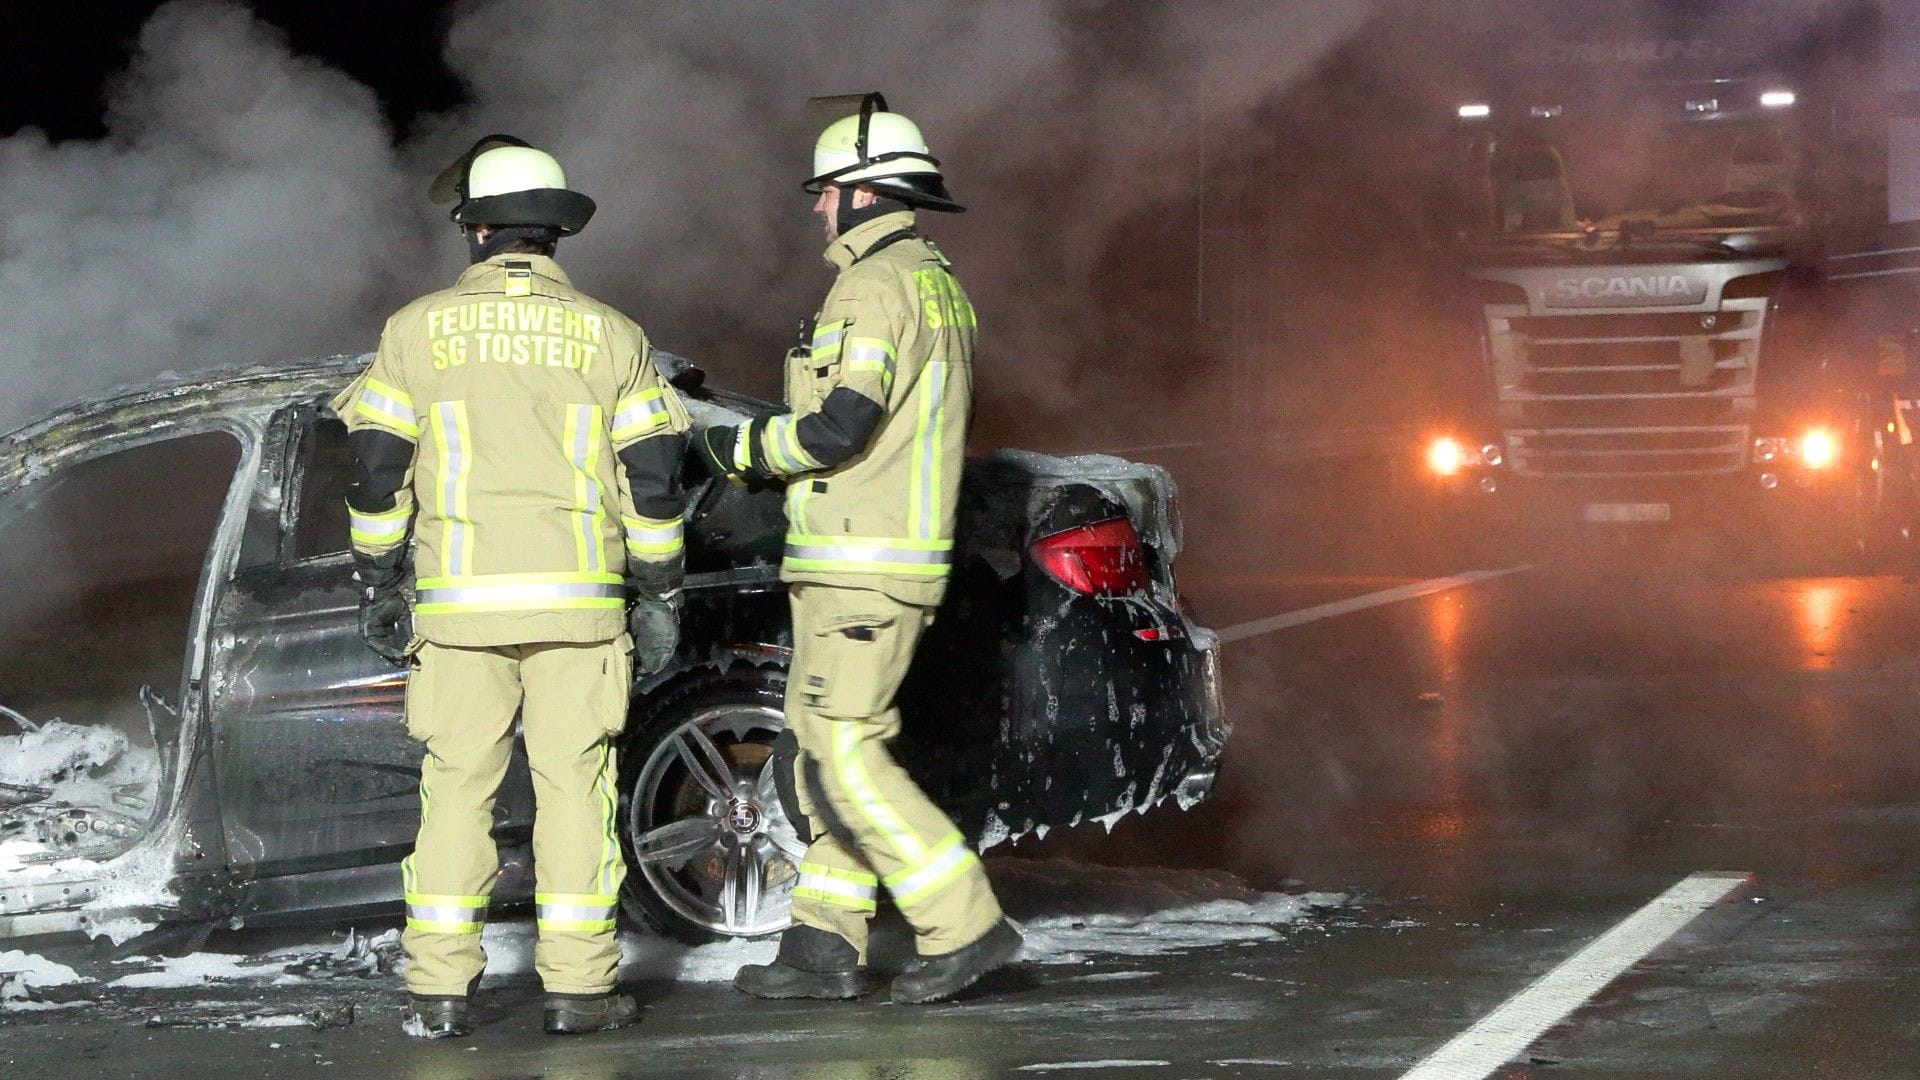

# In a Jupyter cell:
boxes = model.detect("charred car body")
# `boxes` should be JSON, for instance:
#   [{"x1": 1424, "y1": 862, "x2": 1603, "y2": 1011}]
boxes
[{"x1": 0, "y1": 356, "x2": 1225, "y2": 944}]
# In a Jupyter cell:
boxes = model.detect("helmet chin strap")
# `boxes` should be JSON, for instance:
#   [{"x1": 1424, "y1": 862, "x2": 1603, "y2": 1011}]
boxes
[
  {"x1": 835, "y1": 186, "x2": 913, "y2": 235},
  {"x1": 467, "y1": 224, "x2": 560, "y2": 264}
]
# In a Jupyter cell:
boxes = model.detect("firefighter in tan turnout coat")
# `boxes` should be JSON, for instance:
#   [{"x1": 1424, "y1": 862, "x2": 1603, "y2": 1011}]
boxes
[
  {"x1": 337, "y1": 138, "x2": 688, "y2": 1037},
  {"x1": 704, "y1": 96, "x2": 1022, "y2": 1004}
]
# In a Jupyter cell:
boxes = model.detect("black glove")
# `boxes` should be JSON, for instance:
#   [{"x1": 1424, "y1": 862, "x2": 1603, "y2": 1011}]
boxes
[
  {"x1": 628, "y1": 594, "x2": 681, "y2": 678},
  {"x1": 353, "y1": 549, "x2": 412, "y2": 665},
  {"x1": 691, "y1": 426, "x2": 741, "y2": 483}
]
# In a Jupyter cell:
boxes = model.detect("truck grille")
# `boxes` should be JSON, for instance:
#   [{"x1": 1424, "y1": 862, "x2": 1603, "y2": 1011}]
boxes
[{"x1": 1482, "y1": 300, "x2": 1766, "y2": 478}]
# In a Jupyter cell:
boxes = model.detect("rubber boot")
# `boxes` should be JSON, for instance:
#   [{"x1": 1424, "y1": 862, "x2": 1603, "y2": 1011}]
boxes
[
  {"x1": 890, "y1": 919, "x2": 1023, "y2": 1004},
  {"x1": 543, "y1": 991, "x2": 640, "y2": 1035},
  {"x1": 733, "y1": 924, "x2": 876, "y2": 1000},
  {"x1": 405, "y1": 994, "x2": 472, "y2": 1039}
]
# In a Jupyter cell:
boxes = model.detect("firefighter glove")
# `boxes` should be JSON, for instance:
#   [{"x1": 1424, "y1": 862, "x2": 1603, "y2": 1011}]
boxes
[
  {"x1": 628, "y1": 593, "x2": 681, "y2": 678},
  {"x1": 353, "y1": 550, "x2": 412, "y2": 665}
]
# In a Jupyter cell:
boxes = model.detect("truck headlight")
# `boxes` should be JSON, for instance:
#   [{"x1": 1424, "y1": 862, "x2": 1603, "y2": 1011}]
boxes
[{"x1": 1800, "y1": 428, "x2": 1839, "y2": 469}]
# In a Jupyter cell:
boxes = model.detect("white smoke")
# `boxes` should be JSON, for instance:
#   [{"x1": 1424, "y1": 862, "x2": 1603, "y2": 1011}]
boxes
[{"x1": 0, "y1": 0, "x2": 1377, "y2": 436}]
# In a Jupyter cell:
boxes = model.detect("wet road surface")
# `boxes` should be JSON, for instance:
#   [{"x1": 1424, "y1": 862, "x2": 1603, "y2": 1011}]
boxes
[{"x1": 8, "y1": 452, "x2": 1920, "y2": 1076}]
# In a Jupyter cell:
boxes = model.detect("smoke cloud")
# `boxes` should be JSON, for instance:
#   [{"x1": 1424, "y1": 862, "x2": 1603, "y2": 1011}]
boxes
[{"x1": 0, "y1": 0, "x2": 1376, "y2": 439}]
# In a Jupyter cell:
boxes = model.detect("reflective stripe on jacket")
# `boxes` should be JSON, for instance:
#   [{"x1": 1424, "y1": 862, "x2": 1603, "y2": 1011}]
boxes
[
  {"x1": 756, "y1": 211, "x2": 975, "y2": 607},
  {"x1": 332, "y1": 253, "x2": 690, "y2": 646}
]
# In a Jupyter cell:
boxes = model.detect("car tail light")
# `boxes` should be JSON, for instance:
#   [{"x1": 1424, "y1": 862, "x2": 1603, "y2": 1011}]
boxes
[{"x1": 1031, "y1": 517, "x2": 1150, "y2": 596}]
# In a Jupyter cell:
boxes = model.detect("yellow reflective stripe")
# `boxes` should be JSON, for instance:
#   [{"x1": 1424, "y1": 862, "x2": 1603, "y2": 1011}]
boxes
[
  {"x1": 349, "y1": 502, "x2": 411, "y2": 547},
  {"x1": 811, "y1": 320, "x2": 848, "y2": 353},
  {"x1": 833, "y1": 720, "x2": 926, "y2": 862},
  {"x1": 782, "y1": 534, "x2": 953, "y2": 576},
  {"x1": 611, "y1": 388, "x2": 670, "y2": 442},
  {"x1": 794, "y1": 884, "x2": 878, "y2": 912},
  {"x1": 732, "y1": 426, "x2": 752, "y2": 472},
  {"x1": 432, "y1": 401, "x2": 473, "y2": 576},
  {"x1": 355, "y1": 378, "x2": 419, "y2": 438},
  {"x1": 794, "y1": 862, "x2": 880, "y2": 912},
  {"x1": 883, "y1": 832, "x2": 978, "y2": 907},
  {"x1": 909, "y1": 362, "x2": 948, "y2": 539},
  {"x1": 621, "y1": 515, "x2": 684, "y2": 556},
  {"x1": 535, "y1": 891, "x2": 618, "y2": 933},
  {"x1": 564, "y1": 404, "x2": 607, "y2": 574},
  {"x1": 414, "y1": 571, "x2": 625, "y2": 615},
  {"x1": 404, "y1": 891, "x2": 490, "y2": 934},
  {"x1": 761, "y1": 415, "x2": 822, "y2": 476},
  {"x1": 795, "y1": 863, "x2": 878, "y2": 886}
]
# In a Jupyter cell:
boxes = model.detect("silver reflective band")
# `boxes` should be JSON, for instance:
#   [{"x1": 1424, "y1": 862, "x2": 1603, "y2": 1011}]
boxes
[
  {"x1": 407, "y1": 903, "x2": 485, "y2": 927},
  {"x1": 796, "y1": 872, "x2": 878, "y2": 903},
  {"x1": 417, "y1": 581, "x2": 625, "y2": 605},
  {"x1": 784, "y1": 543, "x2": 952, "y2": 566},
  {"x1": 812, "y1": 326, "x2": 846, "y2": 350},
  {"x1": 629, "y1": 523, "x2": 683, "y2": 544},
  {"x1": 886, "y1": 840, "x2": 974, "y2": 901},
  {"x1": 536, "y1": 902, "x2": 617, "y2": 923},
  {"x1": 350, "y1": 511, "x2": 409, "y2": 539},
  {"x1": 612, "y1": 397, "x2": 668, "y2": 432},
  {"x1": 845, "y1": 342, "x2": 893, "y2": 365},
  {"x1": 570, "y1": 404, "x2": 604, "y2": 573},
  {"x1": 360, "y1": 388, "x2": 415, "y2": 426}
]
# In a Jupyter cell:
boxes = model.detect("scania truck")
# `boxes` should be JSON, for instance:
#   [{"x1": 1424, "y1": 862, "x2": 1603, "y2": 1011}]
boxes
[{"x1": 1424, "y1": 0, "x2": 1920, "y2": 544}]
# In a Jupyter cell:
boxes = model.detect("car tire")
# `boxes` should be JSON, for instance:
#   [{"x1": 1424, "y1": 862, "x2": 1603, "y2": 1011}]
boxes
[{"x1": 616, "y1": 665, "x2": 805, "y2": 945}]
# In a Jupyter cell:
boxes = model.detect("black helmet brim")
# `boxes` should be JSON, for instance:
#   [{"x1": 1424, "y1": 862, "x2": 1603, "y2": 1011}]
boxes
[
  {"x1": 869, "y1": 173, "x2": 964, "y2": 213},
  {"x1": 452, "y1": 189, "x2": 597, "y2": 235}
]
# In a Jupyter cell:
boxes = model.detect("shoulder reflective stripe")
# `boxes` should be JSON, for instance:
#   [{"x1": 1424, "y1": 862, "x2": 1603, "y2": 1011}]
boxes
[
  {"x1": 355, "y1": 379, "x2": 420, "y2": 438},
  {"x1": 414, "y1": 572, "x2": 625, "y2": 614},
  {"x1": 832, "y1": 720, "x2": 927, "y2": 863},
  {"x1": 565, "y1": 404, "x2": 607, "y2": 574},
  {"x1": 349, "y1": 503, "x2": 412, "y2": 546},
  {"x1": 910, "y1": 362, "x2": 948, "y2": 539},
  {"x1": 883, "y1": 832, "x2": 978, "y2": 907},
  {"x1": 433, "y1": 401, "x2": 474, "y2": 576},
  {"x1": 621, "y1": 515, "x2": 685, "y2": 556},
  {"x1": 811, "y1": 321, "x2": 848, "y2": 351},
  {"x1": 611, "y1": 388, "x2": 670, "y2": 442}
]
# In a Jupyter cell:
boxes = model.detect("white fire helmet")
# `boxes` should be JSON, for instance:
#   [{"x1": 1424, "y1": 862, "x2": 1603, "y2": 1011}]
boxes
[
  {"x1": 804, "y1": 93, "x2": 963, "y2": 212},
  {"x1": 430, "y1": 135, "x2": 596, "y2": 235}
]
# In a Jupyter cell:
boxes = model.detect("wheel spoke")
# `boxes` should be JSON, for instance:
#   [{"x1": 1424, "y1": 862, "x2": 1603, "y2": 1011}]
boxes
[
  {"x1": 753, "y1": 754, "x2": 783, "y2": 804},
  {"x1": 674, "y1": 724, "x2": 738, "y2": 803},
  {"x1": 738, "y1": 846, "x2": 767, "y2": 928},
  {"x1": 632, "y1": 815, "x2": 721, "y2": 867},
  {"x1": 716, "y1": 846, "x2": 744, "y2": 931}
]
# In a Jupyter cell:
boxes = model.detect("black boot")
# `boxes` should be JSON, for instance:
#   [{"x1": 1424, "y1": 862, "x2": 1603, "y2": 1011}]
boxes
[
  {"x1": 889, "y1": 919, "x2": 1023, "y2": 1004},
  {"x1": 543, "y1": 990, "x2": 640, "y2": 1035},
  {"x1": 733, "y1": 924, "x2": 876, "y2": 1000},
  {"x1": 405, "y1": 994, "x2": 472, "y2": 1038}
]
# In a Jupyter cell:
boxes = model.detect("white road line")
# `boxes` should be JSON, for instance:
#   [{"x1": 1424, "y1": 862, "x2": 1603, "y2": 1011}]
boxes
[
  {"x1": 1398, "y1": 871, "x2": 1750, "y2": 1080},
  {"x1": 1215, "y1": 566, "x2": 1531, "y2": 644}
]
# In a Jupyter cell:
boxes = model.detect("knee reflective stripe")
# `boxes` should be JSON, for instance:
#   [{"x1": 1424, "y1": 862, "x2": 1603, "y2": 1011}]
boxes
[
  {"x1": 349, "y1": 502, "x2": 412, "y2": 548},
  {"x1": 356, "y1": 378, "x2": 420, "y2": 438},
  {"x1": 564, "y1": 404, "x2": 608, "y2": 574},
  {"x1": 535, "y1": 892, "x2": 618, "y2": 933},
  {"x1": 909, "y1": 361, "x2": 948, "y2": 540},
  {"x1": 415, "y1": 572, "x2": 626, "y2": 614},
  {"x1": 431, "y1": 401, "x2": 474, "y2": 576},
  {"x1": 611, "y1": 388, "x2": 670, "y2": 443},
  {"x1": 783, "y1": 534, "x2": 953, "y2": 577},
  {"x1": 621, "y1": 514, "x2": 684, "y2": 558},
  {"x1": 832, "y1": 720, "x2": 926, "y2": 863},
  {"x1": 882, "y1": 831, "x2": 978, "y2": 907},
  {"x1": 406, "y1": 891, "x2": 490, "y2": 934},
  {"x1": 793, "y1": 863, "x2": 879, "y2": 913}
]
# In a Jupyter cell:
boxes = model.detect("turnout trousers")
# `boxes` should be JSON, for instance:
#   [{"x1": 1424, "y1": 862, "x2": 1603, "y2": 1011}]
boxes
[
  {"x1": 400, "y1": 637, "x2": 632, "y2": 997},
  {"x1": 784, "y1": 583, "x2": 1003, "y2": 958}
]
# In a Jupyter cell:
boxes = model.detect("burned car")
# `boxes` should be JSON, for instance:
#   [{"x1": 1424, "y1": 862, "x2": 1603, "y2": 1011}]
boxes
[{"x1": 0, "y1": 356, "x2": 1225, "y2": 944}]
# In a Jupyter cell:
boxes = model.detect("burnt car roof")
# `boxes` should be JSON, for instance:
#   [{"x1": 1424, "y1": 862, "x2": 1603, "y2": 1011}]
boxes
[{"x1": 0, "y1": 356, "x2": 368, "y2": 495}]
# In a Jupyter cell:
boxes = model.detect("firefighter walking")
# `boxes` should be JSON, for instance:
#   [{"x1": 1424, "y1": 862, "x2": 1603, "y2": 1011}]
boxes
[
  {"x1": 702, "y1": 96, "x2": 1021, "y2": 1004},
  {"x1": 337, "y1": 138, "x2": 689, "y2": 1037}
]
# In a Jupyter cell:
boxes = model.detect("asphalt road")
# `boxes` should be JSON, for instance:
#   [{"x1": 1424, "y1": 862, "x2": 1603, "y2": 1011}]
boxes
[{"x1": 9, "y1": 451, "x2": 1920, "y2": 1076}]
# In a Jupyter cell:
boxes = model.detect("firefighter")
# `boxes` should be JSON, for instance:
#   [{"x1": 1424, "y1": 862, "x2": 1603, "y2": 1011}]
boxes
[
  {"x1": 702, "y1": 96, "x2": 1021, "y2": 1004},
  {"x1": 336, "y1": 136, "x2": 690, "y2": 1037}
]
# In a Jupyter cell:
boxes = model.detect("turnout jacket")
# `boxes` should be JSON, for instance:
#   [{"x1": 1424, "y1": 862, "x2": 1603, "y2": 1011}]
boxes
[
  {"x1": 728, "y1": 211, "x2": 976, "y2": 607},
  {"x1": 333, "y1": 253, "x2": 690, "y2": 647}
]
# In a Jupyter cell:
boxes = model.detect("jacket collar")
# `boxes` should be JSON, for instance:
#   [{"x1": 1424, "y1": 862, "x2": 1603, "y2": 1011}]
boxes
[
  {"x1": 453, "y1": 252, "x2": 573, "y2": 293},
  {"x1": 824, "y1": 211, "x2": 918, "y2": 270}
]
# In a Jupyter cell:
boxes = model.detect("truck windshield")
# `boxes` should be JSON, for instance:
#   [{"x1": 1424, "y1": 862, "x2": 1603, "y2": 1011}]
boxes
[{"x1": 1471, "y1": 118, "x2": 1802, "y2": 243}]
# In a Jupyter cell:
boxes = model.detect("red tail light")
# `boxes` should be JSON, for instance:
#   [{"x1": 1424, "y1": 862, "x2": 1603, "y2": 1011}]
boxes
[{"x1": 1030, "y1": 517, "x2": 1150, "y2": 596}]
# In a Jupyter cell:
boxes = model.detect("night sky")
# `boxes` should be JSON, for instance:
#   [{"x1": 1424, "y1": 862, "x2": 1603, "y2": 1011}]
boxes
[{"x1": 1, "y1": 1, "x2": 462, "y2": 139}]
